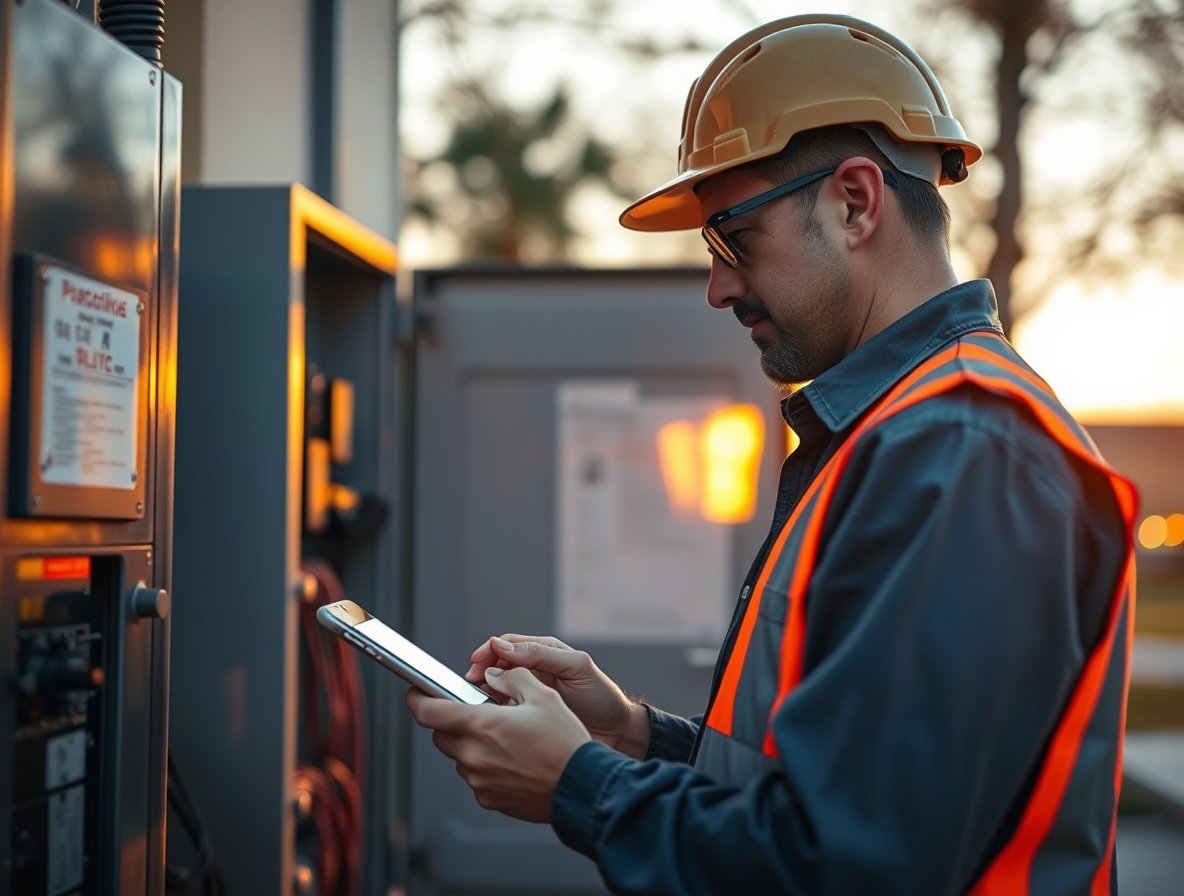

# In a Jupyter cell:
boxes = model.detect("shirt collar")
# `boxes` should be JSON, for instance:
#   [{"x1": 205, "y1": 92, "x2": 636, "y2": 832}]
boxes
[{"x1": 782, "y1": 279, "x2": 1003, "y2": 433}]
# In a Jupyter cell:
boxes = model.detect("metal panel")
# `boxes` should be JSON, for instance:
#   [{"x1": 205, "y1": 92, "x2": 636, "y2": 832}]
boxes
[
  {"x1": 3, "y1": 0, "x2": 162, "y2": 551},
  {"x1": 409, "y1": 267, "x2": 784, "y2": 896},
  {"x1": 111, "y1": 548, "x2": 157, "y2": 895},
  {"x1": 171, "y1": 187, "x2": 302, "y2": 896},
  {"x1": 171, "y1": 186, "x2": 399, "y2": 896},
  {"x1": 1, "y1": 2, "x2": 178, "y2": 893},
  {"x1": 146, "y1": 69, "x2": 184, "y2": 896}
]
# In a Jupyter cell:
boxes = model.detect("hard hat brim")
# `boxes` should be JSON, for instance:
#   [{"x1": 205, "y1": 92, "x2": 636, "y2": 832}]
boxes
[{"x1": 619, "y1": 160, "x2": 751, "y2": 233}]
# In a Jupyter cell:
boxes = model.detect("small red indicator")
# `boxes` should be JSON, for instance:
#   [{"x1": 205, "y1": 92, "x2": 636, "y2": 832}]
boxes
[{"x1": 17, "y1": 556, "x2": 92, "y2": 582}]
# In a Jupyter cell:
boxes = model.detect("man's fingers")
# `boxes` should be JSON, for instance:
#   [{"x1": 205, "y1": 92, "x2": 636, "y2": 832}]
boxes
[
  {"x1": 468, "y1": 633, "x2": 572, "y2": 681},
  {"x1": 465, "y1": 655, "x2": 509, "y2": 684},
  {"x1": 431, "y1": 730, "x2": 465, "y2": 762},
  {"x1": 405, "y1": 688, "x2": 483, "y2": 734},
  {"x1": 490, "y1": 638, "x2": 587, "y2": 678},
  {"x1": 484, "y1": 666, "x2": 544, "y2": 703},
  {"x1": 468, "y1": 632, "x2": 557, "y2": 663},
  {"x1": 499, "y1": 633, "x2": 572, "y2": 651}
]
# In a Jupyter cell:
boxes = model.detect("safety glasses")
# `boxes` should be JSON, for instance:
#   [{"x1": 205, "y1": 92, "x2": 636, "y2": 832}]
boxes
[{"x1": 702, "y1": 166, "x2": 898, "y2": 267}]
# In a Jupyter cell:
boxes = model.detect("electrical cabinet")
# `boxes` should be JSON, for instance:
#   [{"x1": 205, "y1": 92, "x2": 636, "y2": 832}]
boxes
[
  {"x1": 0, "y1": 1, "x2": 181, "y2": 892},
  {"x1": 169, "y1": 186, "x2": 400, "y2": 895}
]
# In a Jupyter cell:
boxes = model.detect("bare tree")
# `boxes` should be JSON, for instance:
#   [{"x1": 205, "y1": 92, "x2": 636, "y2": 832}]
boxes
[
  {"x1": 398, "y1": 0, "x2": 716, "y2": 261},
  {"x1": 404, "y1": 79, "x2": 625, "y2": 260},
  {"x1": 917, "y1": 0, "x2": 1184, "y2": 333},
  {"x1": 1056, "y1": 0, "x2": 1184, "y2": 278}
]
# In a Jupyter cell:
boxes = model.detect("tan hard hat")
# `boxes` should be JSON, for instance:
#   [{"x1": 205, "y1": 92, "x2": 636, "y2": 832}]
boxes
[{"x1": 620, "y1": 14, "x2": 982, "y2": 232}]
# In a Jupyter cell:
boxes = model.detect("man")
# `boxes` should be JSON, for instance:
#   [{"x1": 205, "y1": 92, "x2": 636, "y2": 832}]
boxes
[{"x1": 408, "y1": 15, "x2": 1138, "y2": 895}]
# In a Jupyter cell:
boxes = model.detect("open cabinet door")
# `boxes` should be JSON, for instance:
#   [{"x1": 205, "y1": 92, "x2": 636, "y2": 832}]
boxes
[{"x1": 407, "y1": 267, "x2": 785, "y2": 896}]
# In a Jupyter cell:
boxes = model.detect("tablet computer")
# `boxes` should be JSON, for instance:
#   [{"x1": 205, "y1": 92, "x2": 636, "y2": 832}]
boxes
[{"x1": 317, "y1": 599, "x2": 492, "y2": 705}]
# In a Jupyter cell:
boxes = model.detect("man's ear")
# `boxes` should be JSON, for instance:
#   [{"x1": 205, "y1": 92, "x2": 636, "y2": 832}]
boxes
[{"x1": 830, "y1": 157, "x2": 886, "y2": 250}]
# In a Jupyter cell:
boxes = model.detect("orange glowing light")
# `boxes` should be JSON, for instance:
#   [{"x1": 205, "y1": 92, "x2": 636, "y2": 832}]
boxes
[
  {"x1": 1138, "y1": 515, "x2": 1168, "y2": 550},
  {"x1": 700, "y1": 404, "x2": 765, "y2": 524},
  {"x1": 1164, "y1": 513, "x2": 1184, "y2": 548},
  {"x1": 656, "y1": 404, "x2": 766, "y2": 524},
  {"x1": 657, "y1": 420, "x2": 699, "y2": 517},
  {"x1": 331, "y1": 483, "x2": 360, "y2": 513}
]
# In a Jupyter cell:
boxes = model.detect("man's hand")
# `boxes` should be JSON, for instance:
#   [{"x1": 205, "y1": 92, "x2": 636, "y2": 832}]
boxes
[
  {"x1": 467, "y1": 635, "x2": 651, "y2": 759},
  {"x1": 406, "y1": 667, "x2": 592, "y2": 823}
]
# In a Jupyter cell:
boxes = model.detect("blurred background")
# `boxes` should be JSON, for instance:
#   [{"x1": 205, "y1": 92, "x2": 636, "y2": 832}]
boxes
[{"x1": 1, "y1": 0, "x2": 1181, "y2": 894}]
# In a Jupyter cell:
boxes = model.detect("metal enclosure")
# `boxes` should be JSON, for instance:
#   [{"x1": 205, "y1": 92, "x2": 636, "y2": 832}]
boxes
[
  {"x1": 408, "y1": 268, "x2": 785, "y2": 896},
  {"x1": 0, "y1": 0, "x2": 181, "y2": 892},
  {"x1": 169, "y1": 186, "x2": 400, "y2": 895}
]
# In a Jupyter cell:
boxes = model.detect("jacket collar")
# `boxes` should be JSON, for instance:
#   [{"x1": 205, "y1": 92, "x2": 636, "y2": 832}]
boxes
[{"x1": 782, "y1": 279, "x2": 1003, "y2": 433}]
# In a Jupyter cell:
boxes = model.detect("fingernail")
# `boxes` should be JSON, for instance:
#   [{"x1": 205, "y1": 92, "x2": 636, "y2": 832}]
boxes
[
  {"x1": 492, "y1": 637, "x2": 514, "y2": 654},
  {"x1": 485, "y1": 667, "x2": 503, "y2": 679}
]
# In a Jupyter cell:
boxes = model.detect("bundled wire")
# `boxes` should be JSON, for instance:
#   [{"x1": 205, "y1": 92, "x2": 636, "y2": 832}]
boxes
[
  {"x1": 165, "y1": 754, "x2": 229, "y2": 896},
  {"x1": 296, "y1": 559, "x2": 367, "y2": 895}
]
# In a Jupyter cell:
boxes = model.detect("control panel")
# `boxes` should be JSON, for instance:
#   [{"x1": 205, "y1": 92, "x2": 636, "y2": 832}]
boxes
[{"x1": 8, "y1": 556, "x2": 109, "y2": 895}]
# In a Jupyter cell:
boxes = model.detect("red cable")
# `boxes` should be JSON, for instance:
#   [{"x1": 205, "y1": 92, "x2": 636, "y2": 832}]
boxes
[{"x1": 297, "y1": 559, "x2": 368, "y2": 895}]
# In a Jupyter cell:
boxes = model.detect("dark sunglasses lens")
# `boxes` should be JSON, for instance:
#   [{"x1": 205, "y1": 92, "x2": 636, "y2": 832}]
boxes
[{"x1": 703, "y1": 226, "x2": 737, "y2": 267}]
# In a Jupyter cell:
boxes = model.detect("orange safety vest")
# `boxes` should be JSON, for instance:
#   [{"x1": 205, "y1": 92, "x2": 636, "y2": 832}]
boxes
[{"x1": 694, "y1": 331, "x2": 1138, "y2": 895}]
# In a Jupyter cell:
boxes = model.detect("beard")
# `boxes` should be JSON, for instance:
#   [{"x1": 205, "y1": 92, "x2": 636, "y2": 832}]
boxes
[
  {"x1": 756, "y1": 328, "x2": 814, "y2": 390},
  {"x1": 751, "y1": 223, "x2": 855, "y2": 389}
]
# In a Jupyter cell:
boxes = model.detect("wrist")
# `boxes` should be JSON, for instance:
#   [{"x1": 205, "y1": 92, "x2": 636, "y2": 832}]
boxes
[{"x1": 614, "y1": 699, "x2": 652, "y2": 759}]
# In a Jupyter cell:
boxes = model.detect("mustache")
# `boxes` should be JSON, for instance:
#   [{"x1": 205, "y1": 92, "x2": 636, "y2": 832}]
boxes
[{"x1": 732, "y1": 298, "x2": 770, "y2": 325}]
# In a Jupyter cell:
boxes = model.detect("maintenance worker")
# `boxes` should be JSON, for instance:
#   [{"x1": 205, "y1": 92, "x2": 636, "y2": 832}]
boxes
[{"x1": 408, "y1": 15, "x2": 1139, "y2": 895}]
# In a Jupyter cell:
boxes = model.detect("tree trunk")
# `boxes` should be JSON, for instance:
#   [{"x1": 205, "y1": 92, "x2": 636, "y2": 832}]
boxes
[{"x1": 986, "y1": 28, "x2": 1028, "y2": 336}]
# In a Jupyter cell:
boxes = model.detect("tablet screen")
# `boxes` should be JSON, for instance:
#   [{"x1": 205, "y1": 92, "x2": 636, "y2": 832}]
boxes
[{"x1": 356, "y1": 618, "x2": 490, "y2": 705}]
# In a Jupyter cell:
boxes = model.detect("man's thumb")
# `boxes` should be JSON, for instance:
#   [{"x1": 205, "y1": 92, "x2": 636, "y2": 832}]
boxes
[{"x1": 484, "y1": 666, "x2": 539, "y2": 702}]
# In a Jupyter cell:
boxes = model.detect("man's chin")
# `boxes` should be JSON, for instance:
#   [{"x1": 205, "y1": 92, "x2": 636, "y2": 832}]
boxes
[
  {"x1": 757, "y1": 343, "x2": 812, "y2": 390},
  {"x1": 759, "y1": 357, "x2": 807, "y2": 392}
]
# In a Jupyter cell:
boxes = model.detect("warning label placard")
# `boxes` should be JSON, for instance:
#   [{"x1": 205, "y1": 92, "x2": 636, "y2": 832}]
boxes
[{"x1": 38, "y1": 266, "x2": 142, "y2": 491}]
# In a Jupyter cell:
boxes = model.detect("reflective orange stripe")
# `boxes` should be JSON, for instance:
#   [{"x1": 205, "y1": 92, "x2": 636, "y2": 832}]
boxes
[
  {"x1": 763, "y1": 364, "x2": 968, "y2": 752},
  {"x1": 706, "y1": 457, "x2": 830, "y2": 735},
  {"x1": 970, "y1": 557, "x2": 1134, "y2": 896},
  {"x1": 958, "y1": 341, "x2": 1056, "y2": 395},
  {"x1": 960, "y1": 367, "x2": 1137, "y2": 518},
  {"x1": 930, "y1": 347, "x2": 1136, "y2": 894},
  {"x1": 1092, "y1": 567, "x2": 1136, "y2": 896},
  {"x1": 708, "y1": 340, "x2": 963, "y2": 737}
]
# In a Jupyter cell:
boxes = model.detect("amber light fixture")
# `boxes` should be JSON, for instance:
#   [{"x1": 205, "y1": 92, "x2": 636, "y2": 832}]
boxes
[
  {"x1": 1139, "y1": 513, "x2": 1184, "y2": 550},
  {"x1": 658, "y1": 404, "x2": 766, "y2": 524}
]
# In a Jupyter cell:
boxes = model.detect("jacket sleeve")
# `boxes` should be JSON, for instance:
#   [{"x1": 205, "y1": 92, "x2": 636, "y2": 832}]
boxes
[
  {"x1": 549, "y1": 397, "x2": 1125, "y2": 896},
  {"x1": 642, "y1": 707, "x2": 701, "y2": 762}
]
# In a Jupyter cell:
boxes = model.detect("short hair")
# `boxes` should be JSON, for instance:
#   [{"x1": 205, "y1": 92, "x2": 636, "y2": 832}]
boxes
[{"x1": 744, "y1": 125, "x2": 952, "y2": 245}]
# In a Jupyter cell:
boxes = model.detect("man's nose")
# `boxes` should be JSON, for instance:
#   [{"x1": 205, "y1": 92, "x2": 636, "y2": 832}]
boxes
[{"x1": 706, "y1": 254, "x2": 745, "y2": 310}]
